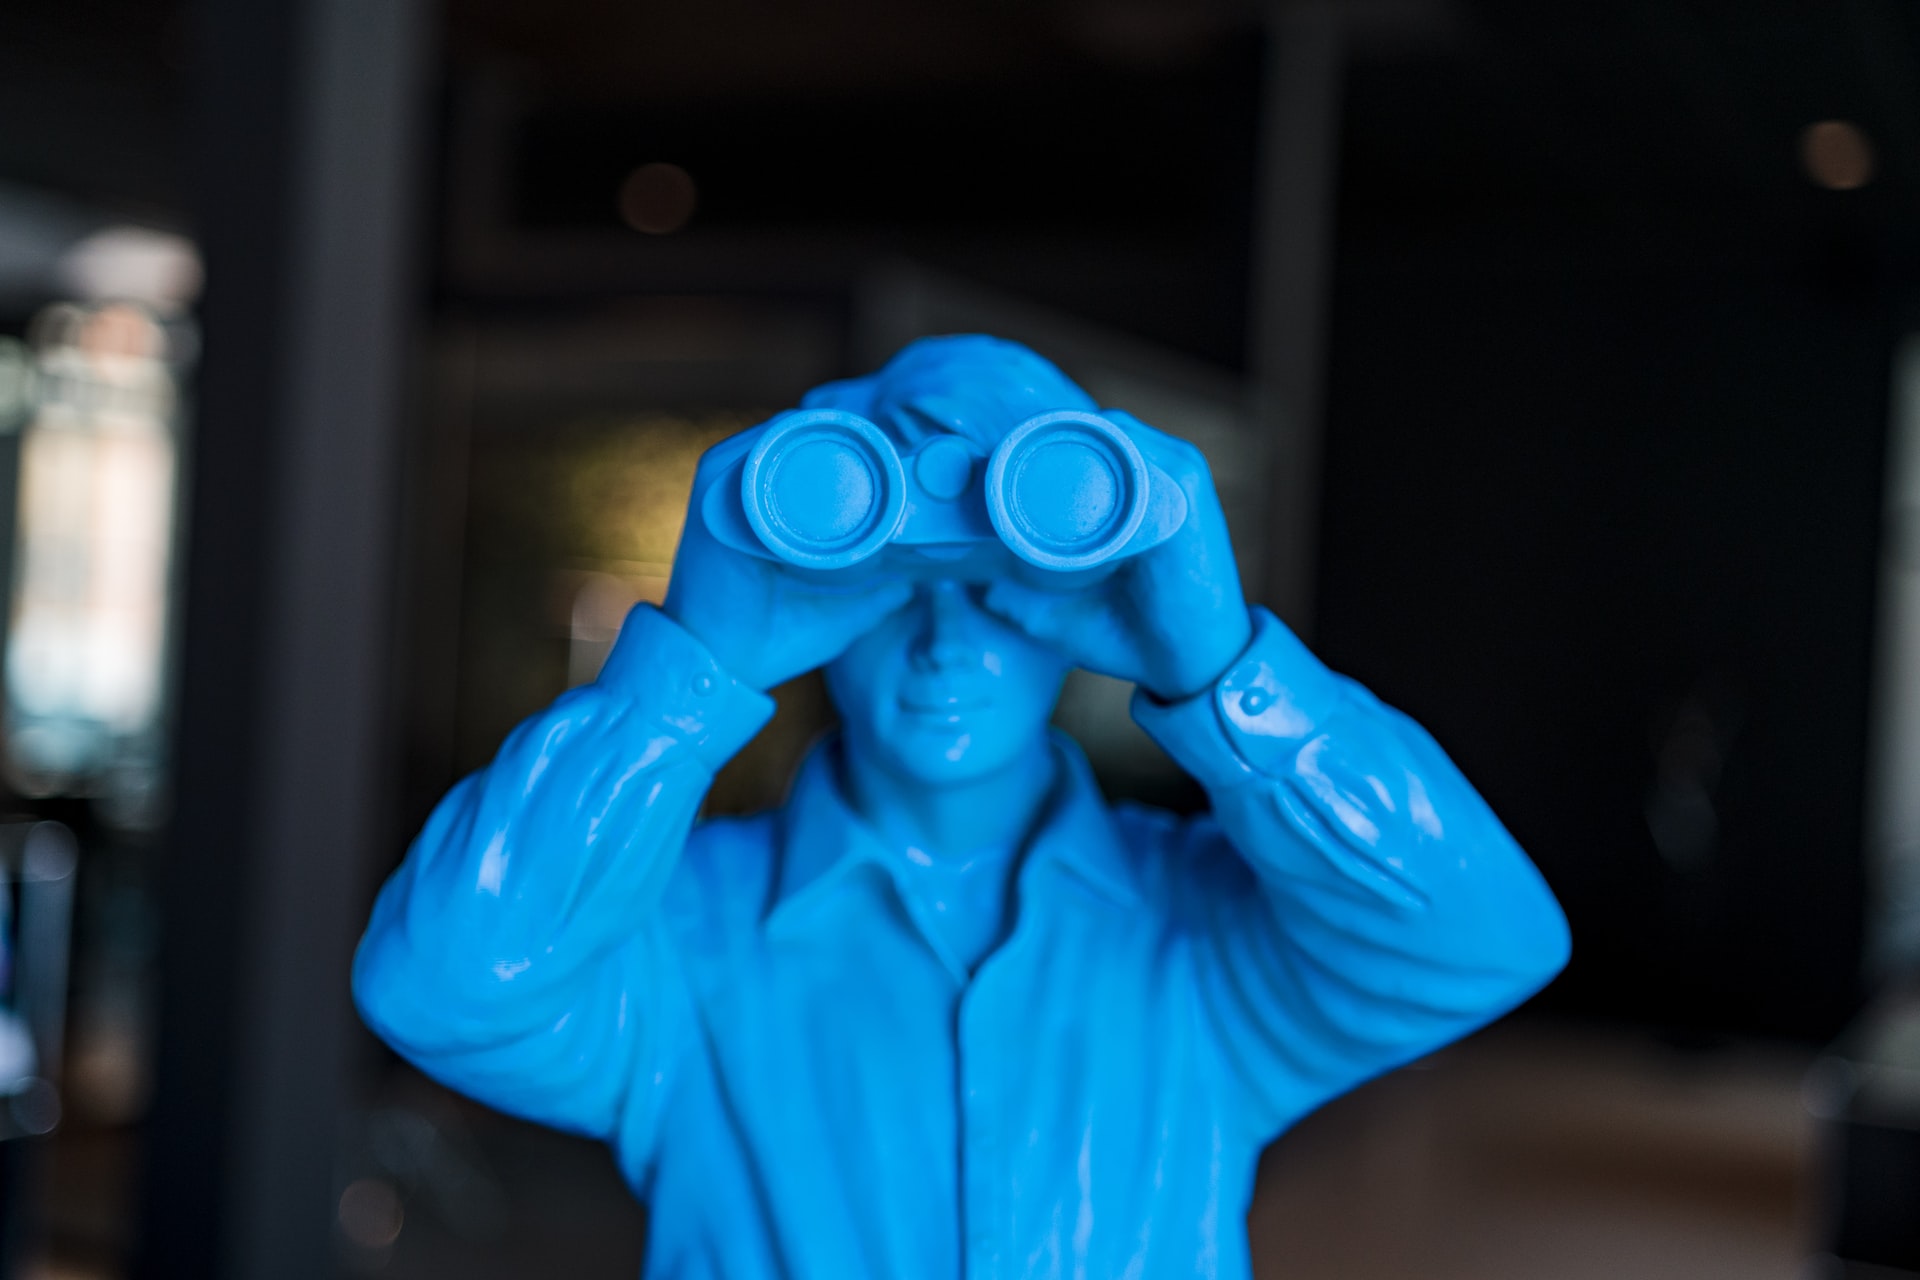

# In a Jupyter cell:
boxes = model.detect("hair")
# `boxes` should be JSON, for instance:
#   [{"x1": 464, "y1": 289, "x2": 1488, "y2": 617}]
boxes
[{"x1": 799, "y1": 335, "x2": 1098, "y2": 451}]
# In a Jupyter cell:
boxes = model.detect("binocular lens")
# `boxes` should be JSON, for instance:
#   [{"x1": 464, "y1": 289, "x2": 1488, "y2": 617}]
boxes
[
  {"x1": 770, "y1": 439, "x2": 875, "y2": 540},
  {"x1": 1009, "y1": 439, "x2": 1119, "y2": 543},
  {"x1": 986, "y1": 412, "x2": 1148, "y2": 571},
  {"x1": 743, "y1": 412, "x2": 905, "y2": 568}
]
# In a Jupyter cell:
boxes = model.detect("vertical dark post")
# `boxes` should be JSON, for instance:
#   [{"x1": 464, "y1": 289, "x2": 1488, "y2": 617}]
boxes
[
  {"x1": 1249, "y1": 8, "x2": 1345, "y2": 636},
  {"x1": 138, "y1": 1, "x2": 429, "y2": 1276}
]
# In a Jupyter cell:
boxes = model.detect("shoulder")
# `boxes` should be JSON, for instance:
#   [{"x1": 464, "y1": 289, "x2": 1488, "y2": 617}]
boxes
[
  {"x1": 1109, "y1": 799, "x2": 1184, "y2": 859},
  {"x1": 663, "y1": 810, "x2": 780, "y2": 930},
  {"x1": 1109, "y1": 800, "x2": 1256, "y2": 905}
]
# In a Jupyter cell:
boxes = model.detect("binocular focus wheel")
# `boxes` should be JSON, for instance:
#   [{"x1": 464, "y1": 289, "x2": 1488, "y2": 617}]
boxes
[
  {"x1": 985, "y1": 411, "x2": 1150, "y2": 571},
  {"x1": 741, "y1": 410, "x2": 907, "y2": 568}
]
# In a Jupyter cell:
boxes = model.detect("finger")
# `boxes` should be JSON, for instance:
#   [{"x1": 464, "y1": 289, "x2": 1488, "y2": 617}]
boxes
[
  {"x1": 1096, "y1": 412, "x2": 1233, "y2": 571},
  {"x1": 981, "y1": 577, "x2": 1096, "y2": 645},
  {"x1": 1101, "y1": 408, "x2": 1207, "y2": 481},
  {"x1": 690, "y1": 423, "x2": 762, "y2": 490},
  {"x1": 796, "y1": 571, "x2": 914, "y2": 634},
  {"x1": 1100, "y1": 409, "x2": 1234, "y2": 565},
  {"x1": 822, "y1": 577, "x2": 916, "y2": 671},
  {"x1": 853, "y1": 575, "x2": 916, "y2": 624}
]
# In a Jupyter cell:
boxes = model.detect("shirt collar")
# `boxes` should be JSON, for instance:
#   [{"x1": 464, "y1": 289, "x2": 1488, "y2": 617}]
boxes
[{"x1": 767, "y1": 730, "x2": 1140, "y2": 936}]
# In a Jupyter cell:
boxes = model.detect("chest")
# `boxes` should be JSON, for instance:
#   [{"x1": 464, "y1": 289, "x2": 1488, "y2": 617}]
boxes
[
  {"x1": 645, "y1": 872, "x2": 1257, "y2": 1278},
  {"x1": 674, "y1": 879, "x2": 1213, "y2": 1145}
]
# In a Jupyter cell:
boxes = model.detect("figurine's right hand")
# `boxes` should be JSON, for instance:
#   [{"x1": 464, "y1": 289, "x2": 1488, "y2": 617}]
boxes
[{"x1": 663, "y1": 436, "x2": 914, "y2": 691}]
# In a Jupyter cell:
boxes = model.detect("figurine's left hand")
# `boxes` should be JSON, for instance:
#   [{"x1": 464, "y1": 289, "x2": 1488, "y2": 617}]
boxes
[{"x1": 982, "y1": 410, "x2": 1253, "y2": 702}]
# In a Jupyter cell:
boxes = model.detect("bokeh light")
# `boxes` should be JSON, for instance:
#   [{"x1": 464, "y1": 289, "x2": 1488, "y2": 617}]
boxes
[
  {"x1": 1800, "y1": 119, "x2": 1875, "y2": 191},
  {"x1": 337, "y1": 1177, "x2": 405, "y2": 1250},
  {"x1": 617, "y1": 162, "x2": 698, "y2": 234}
]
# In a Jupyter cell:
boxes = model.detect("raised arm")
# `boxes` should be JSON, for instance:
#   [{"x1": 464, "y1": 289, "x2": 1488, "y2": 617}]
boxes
[
  {"x1": 353, "y1": 433, "x2": 911, "y2": 1149},
  {"x1": 1132, "y1": 607, "x2": 1569, "y2": 1132},
  {"x1": 979, "y1": 410, "x2": 1567, "y2": 1135},
  {"x1": 352, "y1": 605, "x2": 774, "y2": 1142}
]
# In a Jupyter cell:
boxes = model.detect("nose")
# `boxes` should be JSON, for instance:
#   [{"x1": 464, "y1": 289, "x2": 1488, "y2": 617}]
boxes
[{"x1": 907, "y1": 581, "x2": 977, "y2": 672}]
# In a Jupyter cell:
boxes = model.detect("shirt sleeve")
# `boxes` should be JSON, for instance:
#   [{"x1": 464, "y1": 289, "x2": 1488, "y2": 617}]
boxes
[
  {"x1": 1131, "y1": 606, "x2": 1570, "y2": 1134},
  {"x1": 352, "y1": 604, "x2": 775, "y2": 1147}
]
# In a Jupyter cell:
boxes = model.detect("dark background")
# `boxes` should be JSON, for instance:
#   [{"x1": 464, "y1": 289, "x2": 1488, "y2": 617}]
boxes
[{"x1": 2, "y1": 0, "x2": 1917, "y2": 1276}]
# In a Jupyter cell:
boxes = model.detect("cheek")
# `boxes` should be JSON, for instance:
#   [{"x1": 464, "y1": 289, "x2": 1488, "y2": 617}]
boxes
[
  {"x1": 827, "y1": 634, "x2": 899, "y2": 730},
  {"x1": 999, "y1": 634, "x2": 1070, "y2": 708},
  {"x1": 973, "y1": 609, "x2": 1063, "y2": 684}
]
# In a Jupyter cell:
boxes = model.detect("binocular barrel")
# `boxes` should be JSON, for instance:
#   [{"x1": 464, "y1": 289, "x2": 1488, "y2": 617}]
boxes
[
  {"x1": 983, "y1": 411, "x2": 1151, "y2": 571},
  {"x1": 729, "y1": 408, "x2": 1180, "y2": 572},
  {"x1": 741, "y1": 411, "x2": 907, "y2": 568}
]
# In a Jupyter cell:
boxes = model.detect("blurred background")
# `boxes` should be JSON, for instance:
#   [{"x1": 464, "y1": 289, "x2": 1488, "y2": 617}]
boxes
[{"x1": 0, "y1": 0, "x2": 1917, "y2": 1276}]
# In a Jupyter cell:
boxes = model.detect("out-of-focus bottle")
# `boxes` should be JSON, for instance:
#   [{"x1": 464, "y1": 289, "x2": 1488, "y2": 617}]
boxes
[{"x1": 2, "y1": 227, "x2": 198, "y2": 829}]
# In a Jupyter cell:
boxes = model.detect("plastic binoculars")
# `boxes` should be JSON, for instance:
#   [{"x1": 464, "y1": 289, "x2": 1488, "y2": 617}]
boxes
[{"x1": 700, "y1": 408, "x2": 1189, "y2": 581}]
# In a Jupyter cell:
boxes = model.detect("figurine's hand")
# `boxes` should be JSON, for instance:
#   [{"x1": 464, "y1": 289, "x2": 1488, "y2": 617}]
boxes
[
  {"x1": 981, "y1": 411, "x2": 1253, "y2": 701},
  {"x1": 664, "y1": 441, "x2": 913, "y2": 692}
]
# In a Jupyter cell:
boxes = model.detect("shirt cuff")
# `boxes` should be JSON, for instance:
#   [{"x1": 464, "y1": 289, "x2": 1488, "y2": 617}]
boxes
[
  {"x1": 1131, "y1": 606, "x2": 1345, "y2": 788},
  {"x1": 594, "y1": 603, "x2": 778, "y2": 773}
]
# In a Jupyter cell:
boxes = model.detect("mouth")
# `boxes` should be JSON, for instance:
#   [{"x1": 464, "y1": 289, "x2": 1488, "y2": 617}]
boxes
[{"x1": 898, "y1": 688, "x2": 993, "y2": 719}]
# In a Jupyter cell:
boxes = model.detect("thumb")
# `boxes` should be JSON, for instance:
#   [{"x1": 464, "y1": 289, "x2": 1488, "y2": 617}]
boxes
[
  {"x1": 981, "y1": 577, "x2": 1093, "y2": 646},
  {"x1": 811, "y1": 574, "x2": 914, "y2": 637}
]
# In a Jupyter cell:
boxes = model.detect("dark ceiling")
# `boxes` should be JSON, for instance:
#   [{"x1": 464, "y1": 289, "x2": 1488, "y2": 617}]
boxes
[
  {"x1": 0, "y1": 0, "x2": 189, "y2": 216},
  {"x1": 7, "y1": 0, "x2": 1919, "y2": 277},
  {"x1": 1340, "y1": 0, "x2": 1920, "y2": 253}
]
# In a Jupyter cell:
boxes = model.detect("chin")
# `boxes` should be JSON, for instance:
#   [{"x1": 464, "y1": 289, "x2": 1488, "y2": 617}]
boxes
[{"x1": 880, "y1": 717, "x2": 1037, "y2": 787}]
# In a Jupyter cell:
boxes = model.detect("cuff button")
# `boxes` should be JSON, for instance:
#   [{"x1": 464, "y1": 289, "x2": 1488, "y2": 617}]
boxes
[{"x1": 1238, "y1": 687, "x2": 1272, "y2": 717}]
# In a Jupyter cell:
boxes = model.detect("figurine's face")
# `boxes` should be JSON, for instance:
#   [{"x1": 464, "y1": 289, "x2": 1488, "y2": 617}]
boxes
[{"x1": 826, "y1": 580, "x2": 1069, "y2": 787}]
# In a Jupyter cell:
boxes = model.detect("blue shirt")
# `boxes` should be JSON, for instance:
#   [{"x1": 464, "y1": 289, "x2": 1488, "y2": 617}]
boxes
[{"x1": 354, "y1": 605, "x2": 1568, "y2": 1280}]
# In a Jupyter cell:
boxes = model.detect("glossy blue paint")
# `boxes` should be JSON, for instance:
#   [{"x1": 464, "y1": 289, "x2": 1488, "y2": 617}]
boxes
[
  {"x1": 706, "y1": 402, "x2": 1186, "y2": 576},
  {"x1": 354, "y1": 334, "x2": 1571, "y2": 1278}
]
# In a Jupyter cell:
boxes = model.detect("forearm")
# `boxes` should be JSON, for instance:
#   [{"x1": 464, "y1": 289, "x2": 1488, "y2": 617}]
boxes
[
  {"x1": 1135, "y1": 608, "x2": 1569, "y2": 1020},
  {"x1": 354, "y1": 605, "x2": 774, "y2": 1054}
]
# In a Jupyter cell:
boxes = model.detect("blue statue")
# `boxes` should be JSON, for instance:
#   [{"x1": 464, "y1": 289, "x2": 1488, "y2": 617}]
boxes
[{"x1": 354, "y1": 335, "x2": 1570, "y2": 1278}]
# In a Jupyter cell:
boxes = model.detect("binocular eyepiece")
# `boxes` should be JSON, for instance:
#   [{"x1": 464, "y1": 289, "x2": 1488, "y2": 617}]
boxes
[{"x1": 701, "y1": 407, "x2": 1188, "y2": 575}]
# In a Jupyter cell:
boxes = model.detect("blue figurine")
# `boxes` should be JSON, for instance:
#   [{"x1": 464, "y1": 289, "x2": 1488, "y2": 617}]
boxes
[{"x1": 354, "y1": 336, "x2": 1570, "y2": 1279}]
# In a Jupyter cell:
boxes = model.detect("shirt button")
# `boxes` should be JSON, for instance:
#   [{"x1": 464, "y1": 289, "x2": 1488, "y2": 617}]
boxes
[
  {"x1": 1240, "y1": 686, "x2": 1271, "y2": 716},
  {"x1": 691, "y1": 672, "x2": 716, "y2": 696}
]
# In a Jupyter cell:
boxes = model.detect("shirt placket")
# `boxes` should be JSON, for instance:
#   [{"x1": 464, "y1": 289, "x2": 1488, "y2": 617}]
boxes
[
  {"x1": 957, "y1": 970, "x2": 999, "y2": 1280},
  {"x1": 957, "y1": 872, "x2": 1054, "y2": 1280}
]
